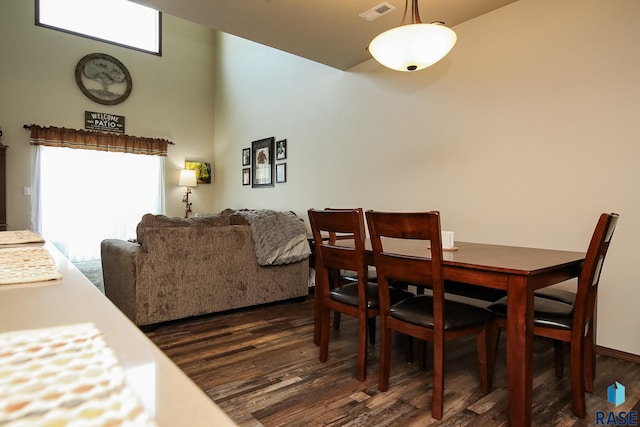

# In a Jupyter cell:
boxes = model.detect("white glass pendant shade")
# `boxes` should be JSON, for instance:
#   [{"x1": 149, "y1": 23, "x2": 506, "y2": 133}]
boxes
[{"x1": 369, "y1": 23, "x2": 457, "y2": 72}]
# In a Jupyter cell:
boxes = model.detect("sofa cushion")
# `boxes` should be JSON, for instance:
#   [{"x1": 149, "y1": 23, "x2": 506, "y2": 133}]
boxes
[{"x1": 136, "y1": 213, "x2": 232, "y2": 244}]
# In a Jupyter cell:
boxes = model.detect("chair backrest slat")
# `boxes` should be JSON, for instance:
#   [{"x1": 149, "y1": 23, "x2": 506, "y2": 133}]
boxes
[
  {"x1": 366, "y1": 210, "x2": 444, "y2": 320},
  {"x1": 323, "y1": 207, "x2": 366, "y2": 245},
  {"x1": 308, "y1": 208, "x2": 368, "y2": 278},
  {"x1": 377, "y1": 254, "x2": 435, "y2": 286}
]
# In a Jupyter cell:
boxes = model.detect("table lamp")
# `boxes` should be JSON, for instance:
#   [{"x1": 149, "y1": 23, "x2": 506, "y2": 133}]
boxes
[{"x1": 178, "y1": 169, "x2": 197, "y2": 218}]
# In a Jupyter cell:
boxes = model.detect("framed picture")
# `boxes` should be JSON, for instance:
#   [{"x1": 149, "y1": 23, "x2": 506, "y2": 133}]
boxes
[
  {"x1": 242, "y1": 168, "x2": 250, "y2": 185},
  {"x1": 276, "y1": 139, "x2": 287, "y2": 160},
  {"x1": 242, "y1": 148, "x2": 250, "y2": 166},
  {"x1": 251, "y1": 137, "x2": 274, "y2": 188},
  {"x1": 185, "y1": 161, "x2": 212, "y2": 184},
  {"x1": 276, "y1": 163, "x2": 287, "y2": 183}
]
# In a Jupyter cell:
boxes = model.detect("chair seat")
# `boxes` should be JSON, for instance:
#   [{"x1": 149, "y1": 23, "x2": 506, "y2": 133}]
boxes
[
  {"x1": 534, "y1": 288, "x2": 576, "y2": 305},
  {"x1": 330, "y1": 282, "x2": 413, "y2": 309},
  {"x1": 488, "y1": 296, "x2": 574, "y2": 330},
  {"x1": 390, "y1": 295, "x2": 494, "y2": 330}
]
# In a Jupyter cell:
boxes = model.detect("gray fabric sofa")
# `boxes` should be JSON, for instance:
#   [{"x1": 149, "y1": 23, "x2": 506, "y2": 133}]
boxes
[{"x1": 101, "y1": 211, "x2": 309, "y2": 326}]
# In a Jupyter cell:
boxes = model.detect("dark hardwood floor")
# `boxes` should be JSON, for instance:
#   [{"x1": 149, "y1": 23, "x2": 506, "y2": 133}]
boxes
[{"x1": 146, "y1": 294, "x2": 640, "y2": 426}]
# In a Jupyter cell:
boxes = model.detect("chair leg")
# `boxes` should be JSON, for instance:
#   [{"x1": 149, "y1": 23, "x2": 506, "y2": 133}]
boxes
[
  {"x1": 319, "y1": 307, "x2": 331, "y2": 363},
  {"x1": 432, "y1": 334, "x2": 445, "y2": 420},
  {"x1": 405, "y1": 337, "x2": 428, "y2": 369},
  {"x1": 368, "y1": 317, "x2": 376, "y2": 345},
  {"x1": 406, "y1": 334, "x2": 415, "y2": 364},
  {"x1": 420, "y1": 339, "x2": 428, "y2": 371},
  {"x1": 477, "y1": 319, "x2": 498, "y2": 394},
  {"x1": 333, "y1": 311, "x2": 341, "y2": 330},
  {"x1": 554, "y1": 341, "x2": 564, "y2": 378},
  {"x1": 378, "y1": 321, "x2": 392, "y2": 392},
  {"x1": 490, "y1": 322, "x2": 501, "y2": 388},
  {"x1": 314, "y1": 285, "x2": 321, "y2": 346},
  {"x1": 356, "y1": 313, "x2": 368, "y2": 381},
  {"x1": 570, "y1": 339, "x2": 587, "y2": 418}
]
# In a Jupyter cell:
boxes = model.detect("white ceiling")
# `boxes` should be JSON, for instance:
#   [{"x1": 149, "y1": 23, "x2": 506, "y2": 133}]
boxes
[{"x1": 132, "y1": 0, "x2": 518, "y2": 70}]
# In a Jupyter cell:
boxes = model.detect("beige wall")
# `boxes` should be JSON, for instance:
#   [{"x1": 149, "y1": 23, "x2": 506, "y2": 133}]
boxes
[
  {"x1": 0, "y1": 0, "x2": 217, "y2": 226},
  {"x1": 213, "y1": 0, "x2": 640, "y2": 355},
  {"x1": 1, "y1": 0, "x2": 638, "y2": 355}
]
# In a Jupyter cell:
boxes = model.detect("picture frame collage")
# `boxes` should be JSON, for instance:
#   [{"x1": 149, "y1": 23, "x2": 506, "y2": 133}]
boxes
[{"x1": 242, "y1": 137, "x2": 287, "y2": 187}]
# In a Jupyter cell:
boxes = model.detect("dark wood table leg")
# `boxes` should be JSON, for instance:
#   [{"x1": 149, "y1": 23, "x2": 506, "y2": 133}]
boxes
[{"x1": 506, "y1": 276, "x2": 534, "y2": 427}]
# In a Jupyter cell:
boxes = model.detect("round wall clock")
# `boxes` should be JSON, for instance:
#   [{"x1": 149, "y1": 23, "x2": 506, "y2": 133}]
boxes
[{"x1": 75, "y1": 53, "x2": 133, "y2": 105}]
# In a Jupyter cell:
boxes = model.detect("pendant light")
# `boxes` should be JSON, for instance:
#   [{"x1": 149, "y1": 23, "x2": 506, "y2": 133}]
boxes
[{"x1": 368, "y1": 0, "x2": 457, "y2": 72}]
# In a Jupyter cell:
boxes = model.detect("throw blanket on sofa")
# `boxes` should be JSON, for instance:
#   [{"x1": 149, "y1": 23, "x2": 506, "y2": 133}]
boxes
[{"x1": 236, "y1": 210, "x2": 311, "y2": 266}]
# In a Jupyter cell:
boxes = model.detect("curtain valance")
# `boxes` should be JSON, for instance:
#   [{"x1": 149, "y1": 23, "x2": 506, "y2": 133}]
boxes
[{"x1": 29, "y1": 125, "x2": 170, "y2": 156}]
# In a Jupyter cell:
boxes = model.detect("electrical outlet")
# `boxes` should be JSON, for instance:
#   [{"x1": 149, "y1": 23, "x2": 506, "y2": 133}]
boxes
[{"x1": 24, "y1": 187, "x2": 31, "y2": 196}]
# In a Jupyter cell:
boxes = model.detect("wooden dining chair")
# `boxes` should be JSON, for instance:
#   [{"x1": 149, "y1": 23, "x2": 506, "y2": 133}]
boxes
[
  {"x1": 322, "y1": 207, "x2": 378, "y2": 343},
  {"x1": 308, "y1": 208, "x2": 413, "y2": 381},
  {"x1": 323, "y1": 206, "x2": 416, "y2": 344},
  {"x1": 365, "y1": 210, "x2": 497, "y2": 420},
  {"x1": 488, "y1": 212, "x2": 619, "y2": 418}
]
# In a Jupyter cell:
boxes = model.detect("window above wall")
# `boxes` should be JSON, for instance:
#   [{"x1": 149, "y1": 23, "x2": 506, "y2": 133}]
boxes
[{"x1": 36, "y1": 0, "x2": 162, "y2": 55}]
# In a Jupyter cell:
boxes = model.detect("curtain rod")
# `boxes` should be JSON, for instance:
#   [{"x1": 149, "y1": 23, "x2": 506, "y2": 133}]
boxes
[{"x1": 22, "y1": 124, "x2": 176, "y2": 145}]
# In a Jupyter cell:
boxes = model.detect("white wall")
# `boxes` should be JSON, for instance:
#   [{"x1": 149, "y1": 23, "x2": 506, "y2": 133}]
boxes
[
  {"x1": 213, "y1": 0, "x2": 640, "y2": 355},
  {"x1": 0, "y1": 0, "x2": 217, "y2": 227}
]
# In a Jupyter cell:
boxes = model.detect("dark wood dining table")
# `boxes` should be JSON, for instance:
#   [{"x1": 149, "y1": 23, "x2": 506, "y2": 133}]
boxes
[{"x1": 313, "y1": 239, "x2": 585, "y2": 426}]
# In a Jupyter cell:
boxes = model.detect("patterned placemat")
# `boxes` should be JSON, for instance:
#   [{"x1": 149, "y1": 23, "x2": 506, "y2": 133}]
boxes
[
  {"x1": 0, "y1": 247, "x2": 62, "y2": 285},
  {"x1": 0, "y1": 230, "x2": 45, "y2": 245},
  {"x1": 0, "y1": 323, "x2": 157, "y2": 426}
]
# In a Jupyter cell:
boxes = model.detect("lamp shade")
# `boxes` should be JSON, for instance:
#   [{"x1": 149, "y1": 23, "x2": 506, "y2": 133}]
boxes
[
  {"x1": 178, "y1": 169, "x2": 197, "y2": 187},
  {"x1": 368, "y1": 23, "x2": 457, "y2": 72}
]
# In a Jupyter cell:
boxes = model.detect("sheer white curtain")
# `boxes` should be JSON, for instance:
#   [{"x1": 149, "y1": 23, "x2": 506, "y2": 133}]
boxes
[{"x1": 32, "y1": 145, "x2": 165, "y2": 261}]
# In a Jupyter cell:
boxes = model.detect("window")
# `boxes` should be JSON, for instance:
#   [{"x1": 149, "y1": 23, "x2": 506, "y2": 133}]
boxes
[
  {"x1": 35, "y1": 146, "x2": 165, "y2": 262},
  {"x1": 29, "y1": 125, "x2": 168, "y2": 262},
  {"x1": 36, "y1": 0, "x2": 161, "y2": 55}
]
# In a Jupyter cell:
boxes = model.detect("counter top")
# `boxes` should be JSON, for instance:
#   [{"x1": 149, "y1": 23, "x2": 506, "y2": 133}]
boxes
[{"x1": 0, "y1": 242, "x2": 236, "y2": 426}]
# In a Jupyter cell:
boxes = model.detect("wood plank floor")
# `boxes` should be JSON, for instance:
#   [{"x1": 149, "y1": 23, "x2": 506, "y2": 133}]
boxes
[{"x1": 146, "y1": 294, "x2": 640, "y2": 426}]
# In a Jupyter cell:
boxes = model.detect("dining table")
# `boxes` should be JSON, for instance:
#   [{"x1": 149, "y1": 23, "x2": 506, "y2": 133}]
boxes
[{"x1": 313, "y1": 238, "x2": 586, "y2": 426}]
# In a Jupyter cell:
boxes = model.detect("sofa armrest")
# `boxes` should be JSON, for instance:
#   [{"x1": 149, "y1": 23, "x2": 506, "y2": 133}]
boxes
[{"x1": 101, "y1": 239, "x2": 142, "y2": 323}]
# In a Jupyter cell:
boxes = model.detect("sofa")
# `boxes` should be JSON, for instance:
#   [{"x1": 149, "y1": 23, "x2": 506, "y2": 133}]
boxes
[{"x1": 101, "y1": 209, "x2": 310, "y2": 326}]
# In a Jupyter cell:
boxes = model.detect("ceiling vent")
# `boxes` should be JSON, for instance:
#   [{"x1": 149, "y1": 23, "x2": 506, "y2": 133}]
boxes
[{"x1": 359, "y1": 2, "x2": 396, "y2": 21}]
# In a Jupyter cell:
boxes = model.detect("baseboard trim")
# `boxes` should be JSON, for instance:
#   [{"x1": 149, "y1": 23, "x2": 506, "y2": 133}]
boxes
[{"x1": 596, "y1": 345, "x2": 640, "y2": 364}]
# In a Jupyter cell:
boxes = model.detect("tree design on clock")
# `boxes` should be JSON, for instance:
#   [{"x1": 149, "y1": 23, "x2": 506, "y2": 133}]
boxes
[{"x1": 75, "y1": 53, "x2": 133, "y2": 105}]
